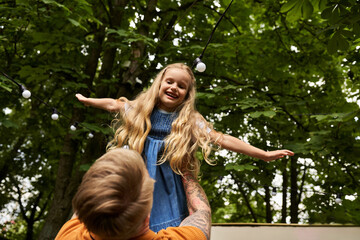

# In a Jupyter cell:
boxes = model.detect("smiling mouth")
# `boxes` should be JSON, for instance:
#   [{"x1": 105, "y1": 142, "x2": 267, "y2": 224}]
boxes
[{"x1": 165, "y1": 92, "x2": 178, "y2": 99}]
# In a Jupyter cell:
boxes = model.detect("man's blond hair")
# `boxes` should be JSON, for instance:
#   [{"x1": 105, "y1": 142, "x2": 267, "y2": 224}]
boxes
[{"x1": 72, "y1": 148, "x2": 155, "y2": 239}]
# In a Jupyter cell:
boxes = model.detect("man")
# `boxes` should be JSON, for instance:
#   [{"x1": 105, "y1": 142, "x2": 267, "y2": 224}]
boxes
[{"x1": 55, "y1": 148, "x2": 211, "y2": 240}]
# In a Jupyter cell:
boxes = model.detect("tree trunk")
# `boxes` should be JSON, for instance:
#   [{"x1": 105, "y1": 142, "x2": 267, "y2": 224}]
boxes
[
  {"x1": 38, "y1": 132, "x2": 79, "y2": 240},
  {"x1": 25, "y1": 222, "x2": 33, "y2": 240},
  {"x1": 25, "y1": 191, "x2": 42, "y2": 240},
  {"x1": 38, "y1": 5, "x2": 109, "y2": 238},
  {"x1": 96, "y1": 0, "x2": 128, "y2": 97},
  {"x1": 281, "y1": 159, "x2": 288, "y2": 223},
  {"x1": 290, "y1": 157, "x2": 299, "y2": 223},
  {"x1": 264, "y1": 185, "x2": 272, "y2": 223}
]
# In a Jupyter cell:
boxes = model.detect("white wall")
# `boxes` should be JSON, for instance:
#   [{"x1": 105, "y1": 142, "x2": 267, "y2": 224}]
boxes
[{"x1": 211, "y1": 224, "x2": 360, "y2": 240}]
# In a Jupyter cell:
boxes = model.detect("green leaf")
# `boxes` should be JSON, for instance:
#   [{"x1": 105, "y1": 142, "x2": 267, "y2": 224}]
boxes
[
  {"x1": 337, "y1": 33, "x2": 350, "y2": 51},
  {"x1": 280, "y1": 0, "x2": 299, "y2": 13},
  {"x1": 318, "y1": 0, "x2": 328, "y2": 10},
  {"x1": 0, "y1": 83, "x2": 12, "y2": 92},
  {"x1": 0, "y1": 35, "x2": 8, "y2": 42},
  {"x1": 321, "y1": 7, "x2": 333, "y2": 19},
  {"x1": 249, "y1": 111, "x2": 276, "y2": 118},
  {"x1": 107, "y1": 28, "x2": 131, "y2": 37},
  {"x1": 309, "y1": 130, "x2": 331, "y2": 136},
  {"x1": 196, "y1": 92, "x2": 216, "y2": 99},
  {"x1": 341, "y1": 111, "x2": 359, "y2": 122},
  {"x1": 327, "y1": 31, "x2": 349, "y2": 53},
  {"x1": 3, "y1": 120, "x2": 20, "y2": 128},
  {"x1": 41, "y1": 0, "x2": 71, "y2": 12},
  {"x1": 249, "y1": 111, "x2": 262, "y2": 118},
  {"x1": 329, "y1": 5, "x2": 340, "y2": 24},
  {"x1": 302, "y1": 0, "x2": 314, "y2": 19},
  {"x1": 327, "y1": 33, "x2": 338, "y2": 54},
  {"x1": 0, "y1": 76, "x2": 15, "y2": 92},
  {"x1": 262, "y1": 110, "x2": 276, "y2": 118},
  {"x1": 340, "y1": 29, "x2": 354, "y2": 38},
  {"x1": 286, "y1": 0, "x2": 303, "y2": 21},
  {"x1": 311, "y1": 114, "x2": 329, "y2": 121},
  {"x1": 15, "y1": 0, "x2": 30, "y2": 6},
  {"x1": 353, "y1": 23, "x2": 360, "y2": 36},
  {"x1": 68, "y1": 18, "x2": 88, "y2": 31}
]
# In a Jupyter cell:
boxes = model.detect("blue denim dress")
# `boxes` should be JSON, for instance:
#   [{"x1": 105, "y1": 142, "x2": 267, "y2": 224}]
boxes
[{"x1": 143, "y1": 108, "x2": 189, "y2": 232}]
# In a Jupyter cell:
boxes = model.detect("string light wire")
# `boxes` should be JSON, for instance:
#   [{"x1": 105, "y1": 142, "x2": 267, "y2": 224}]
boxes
[
  {"x1": 1, "y1": 70, "x2": 95, "y2": 137},
  {"x1": 192, "y1": 0, "x2": 234, "y2": 71},
  {"x1": 197, "y1": 0, "x2": 234, "y2": 61}
]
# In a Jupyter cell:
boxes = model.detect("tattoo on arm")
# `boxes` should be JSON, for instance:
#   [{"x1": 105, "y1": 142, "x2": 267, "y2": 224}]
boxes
[{"x1": 180, "y1": 174, "x2": 211, "y2": 240}]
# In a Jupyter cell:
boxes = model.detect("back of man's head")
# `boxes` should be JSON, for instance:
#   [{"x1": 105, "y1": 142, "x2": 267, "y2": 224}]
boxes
[{"x1": 72, "y1": 148, "x2": 155, "y2": 239}]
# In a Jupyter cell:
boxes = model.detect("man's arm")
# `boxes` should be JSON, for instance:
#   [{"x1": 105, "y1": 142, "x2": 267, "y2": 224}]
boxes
[{"x1": 180, "y1": 173, "x2": 211, "y2": 240}]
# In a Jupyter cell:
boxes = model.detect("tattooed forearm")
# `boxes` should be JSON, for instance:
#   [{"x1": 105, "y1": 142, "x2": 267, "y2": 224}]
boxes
[
  {"x1": 181, "y1": 173, "x2": 211, "y2": 239},
  {"x1": 180, "y1": 210, "x2": 211, "y2": 239}
]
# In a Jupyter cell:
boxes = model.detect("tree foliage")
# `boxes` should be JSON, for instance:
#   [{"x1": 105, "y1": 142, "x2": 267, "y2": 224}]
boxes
[{"x1": 0, "y1": 0, "x2": 359, "y2": 239}]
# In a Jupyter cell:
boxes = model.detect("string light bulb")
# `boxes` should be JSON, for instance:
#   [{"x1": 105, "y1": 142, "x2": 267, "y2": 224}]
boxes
[
  {"x1": 196, "y1": 61, "x2": 206, "y2": 72},
  {"x1": 21, "y1": 85, "x2": 31, "y2": 98},
  {"x1": 51, "y1": 109, "x2": 59, "y2": 120},
  {"x1": 70, "y1": 122, "x2": 78, "y2": 131},
  {"x1": 335, "y1": 193, "x2": 342, "y2": 204},
  {"x1": 88, "y1": 132, "x2": 94, "y2": 138},
  {"x1": 193, "y1": 58, "x2": 206, "y2": 72}
]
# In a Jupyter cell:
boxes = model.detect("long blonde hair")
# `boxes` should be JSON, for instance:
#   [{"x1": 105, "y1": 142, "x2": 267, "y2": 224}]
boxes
[{"x1": 108, "y1": 63, "x2": 214, "y2": 176}]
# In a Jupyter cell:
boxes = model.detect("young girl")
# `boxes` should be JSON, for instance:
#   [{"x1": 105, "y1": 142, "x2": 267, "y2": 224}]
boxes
[{"x1": 76, "y1": 63, "x2": 294, "y2": 232}]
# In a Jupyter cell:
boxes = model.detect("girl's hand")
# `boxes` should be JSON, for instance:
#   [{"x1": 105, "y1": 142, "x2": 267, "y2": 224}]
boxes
[
  {"x1": 262, "y1": 150, "x2": 294, "y2": 162},
  {"x1": 75, "y1": 93, "x2": 90, "y2": 106}
]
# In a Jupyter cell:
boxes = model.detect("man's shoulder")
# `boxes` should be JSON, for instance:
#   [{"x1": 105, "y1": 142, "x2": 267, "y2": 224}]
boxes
[
  {"x1": 55, "y1": 218, "x2": 90, "y2": 240},
  {"x1": 154, "y1": 226, "x2": 207, "y2": 240}
]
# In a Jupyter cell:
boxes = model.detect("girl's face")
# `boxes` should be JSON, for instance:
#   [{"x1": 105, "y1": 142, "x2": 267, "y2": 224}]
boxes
[{"x1": 158, "y1": 68, "x2": 191, "y2": 112}]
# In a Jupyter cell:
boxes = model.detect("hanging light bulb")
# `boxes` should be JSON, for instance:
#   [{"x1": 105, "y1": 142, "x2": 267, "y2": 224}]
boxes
[
  {"x1": 271, "y1": 187, "x2": 277, "y2": 196},
  {"x1": 70, "y1": 122, "x2": 78, "y2": 131},
  {"x1": 88, "y1": 132, "x2": 94, "y2": 138},
  {"x1": 196, "y1": 61, "x2": 206, "y2": 72},
  {"x1": 335, "y1": 193, "x2": 342, "y2": 204},
  {"x1": 51, "y1": 109, "x2": 59, "y2": 120},
  {"x1": 193, "y1": 57, "x2": 206, "y2": 72},
  {"x1": 21, "y1": 85, "x2": 31, "y2": 98}
]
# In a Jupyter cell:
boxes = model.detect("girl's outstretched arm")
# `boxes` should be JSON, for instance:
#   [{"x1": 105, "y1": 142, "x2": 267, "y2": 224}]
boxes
[
  {"x1": 75, "y1": 93, "x2": 125, "y2": 112},
  {"x1": 210, "y1": 131, "x2": 294, "y2": 162}
]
